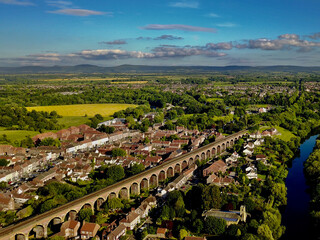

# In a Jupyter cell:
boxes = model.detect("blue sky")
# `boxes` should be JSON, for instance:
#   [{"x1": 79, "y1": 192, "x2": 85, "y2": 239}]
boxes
[{"x1": 0, "y1": 0, "x2": 320, "y2": 66}]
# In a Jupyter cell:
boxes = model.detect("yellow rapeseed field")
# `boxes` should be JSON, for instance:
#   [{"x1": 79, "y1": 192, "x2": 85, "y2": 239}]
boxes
[{"x1": 26, "y1": 103, "x2": 136, "y2": 117}]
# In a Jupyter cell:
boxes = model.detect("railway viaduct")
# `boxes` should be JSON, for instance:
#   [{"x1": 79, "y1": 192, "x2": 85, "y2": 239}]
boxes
[{"x1": 0, "y1": 130, "x2": 247, "y2": 240}]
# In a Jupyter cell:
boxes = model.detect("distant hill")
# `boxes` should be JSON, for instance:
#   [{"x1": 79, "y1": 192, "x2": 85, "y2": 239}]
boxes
[{"x1": 0, "y1": 64, "x2": 320, "y2": 74}]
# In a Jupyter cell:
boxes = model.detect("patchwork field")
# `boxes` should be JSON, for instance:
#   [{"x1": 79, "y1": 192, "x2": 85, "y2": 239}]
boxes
[{"x1": 26, "y1": 103, "x2": 136, "y2": 117}]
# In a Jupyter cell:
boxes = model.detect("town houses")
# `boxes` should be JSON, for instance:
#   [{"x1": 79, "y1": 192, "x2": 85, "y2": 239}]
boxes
[{"x1": 0, "y1": 119, "x2": 221, "y2": 213}]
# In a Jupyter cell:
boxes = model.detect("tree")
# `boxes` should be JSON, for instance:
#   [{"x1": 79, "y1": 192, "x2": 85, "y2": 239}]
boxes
[
  {"x1": 78, "y1": 208, "x2": 93, "y2": 222},
  {"x1": 95, "y1": 114, "x2": 104, "y2": 121},
  {"x1": 257, "y1": 224, "x2": 274, "y2": 240},
  {"x1": 270, "y1": 183, "x2": 287, "y2": 207},
  {"x1": 39, "y1": 137, "x2": 61, "y2": 147},
  {"x1": 160, "y1": 205, "x2": 170, "y2": 220},
  {"x1": 192, "y1": 219, "x2": 203, "y2": 233},
  {"x1": 111, "y1": 148, "x2": 126, "y2": 157},
  {"x1": 205, "y1": 216, "x2": 227, "y2": 235},
  {"x1": 107, "y1": 198, "x2": 124, "y2": 210},
  {"x1": 0, "y1": 159, "x2": 9, "y2": 166},
  {"x1": 179, "y1": 229, "x2": 188, "y2": 240},
  {"x1": 126, "y1": 163, "x2": 145, "y2": 176},
  {"x1": 105, "y1": 165, "x2": 125, "y2": 181},
  {"x1": 201, "y1": 185, "x2": 222, "y2": 210}
]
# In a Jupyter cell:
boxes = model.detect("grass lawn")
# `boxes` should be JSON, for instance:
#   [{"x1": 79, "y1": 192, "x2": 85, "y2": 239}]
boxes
[
  {"x1": 57, "y1": 116, "x2": 113, "y2": 128},
  {"x1": 26, "y1": 103, "x2": 136, "y2": 117},
  {"x1": 258, "y1": 174, "x2": 266, "y2": 180},
  {"x1": 206, "y1": 98, "x2": 224, "y2": 102},
  {"x1": 212, "y1": 114, "x2": 234, "y2": 122},
  {"x1": 260, "y1": 125, "x2": 296, "y2": 141},
  {"x1": 0, "y1": 129, "x2": 40, "y2": 142},
  {"x1": 57, "y1": 116, "x2": 90, "y2": 128}
]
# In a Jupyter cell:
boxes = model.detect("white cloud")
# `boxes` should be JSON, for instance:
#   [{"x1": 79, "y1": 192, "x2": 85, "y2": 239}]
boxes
[
  {"x1": 0, "y1": 0, "x2": 34, "y2": 6},
  {"x1": 206, "y1": 13, "x2": 220, "y2": 18},
  {"x1": 141, "y1": 24, "x2": 216, "y2": 33},
  {"x1": 48, "y1": 8, "x2": 110, "y2": 16},
  {"x1": 169, "y1": 1, "x2": 199, "y2": 9},
  {"x1": 216, "y1": 22, "x2": 237, "y2": 28}
]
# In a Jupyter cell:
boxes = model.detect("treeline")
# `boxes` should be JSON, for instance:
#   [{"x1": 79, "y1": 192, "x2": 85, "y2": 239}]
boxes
[
  {"x1": 304, "y1": 136, "x2": 320, "y2": 239},
  {"x1": 0, "y1": 106, "x2": 61, "y2": 131}
]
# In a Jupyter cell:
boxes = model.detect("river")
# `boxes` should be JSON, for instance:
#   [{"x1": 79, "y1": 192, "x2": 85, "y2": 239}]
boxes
[{"x1": 282, "y1": 134, "x2": 318, "y2": 239}]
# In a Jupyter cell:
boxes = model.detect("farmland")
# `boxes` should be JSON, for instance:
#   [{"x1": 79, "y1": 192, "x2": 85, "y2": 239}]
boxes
[
  {"x1": 0, "y1": 104, "x2": 137, "y2": 139},
  {"x1": 26, "y1": 103, "x2": 136, "y2": 117}
]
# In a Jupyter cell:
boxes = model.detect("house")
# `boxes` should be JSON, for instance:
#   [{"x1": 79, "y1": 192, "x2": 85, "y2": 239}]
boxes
[
  {"x1": 0, "y1": 193, "x2": 14, "y2": 210},
  {"x1": 261, "y1": 130, "x2": 271, "y2": 137},
  {"x1": 226, "y1": 152, "x2": 240, "y2": 164},
  {"x1": 243, "y1": 148, "x2": 253, "y2": 156},
  {"x1": 245, "y1": 166, "x2": 258, "y2": 179},
  {"x1": 202, "y1": 160, "x2": 227, "y2": 177},
  {"x1": 156, "y1": 228, "x2": 167, "y2": 238},
  {"x1": 107, "y1": 224, "x2": 126, "y2": 240},
  {"x1": 256, "y1": 154, "x2": 267, "y2": 161},
  {"x1": 270, "y1": 128, "x2": 278, "y2": 135},
  {"x1": 207, "y1": 174, "x2": 234, "y2": 186},
  {"x1": 259, "y1": 107, "x2": 267, "y2": 113},
  {"x1": 185, "y1": 237, "x2": 206, "y2": 240},
  {"x1": 244, "y1": 142, "x2": 254, "y2": 149},
  {"x1": 254, "y1": 140, "x2": 261, "y2": 146},
  {"x1": 58, "y1": 220, "x2": 80, "y2": 239},
  {"x1": 249, "y1": 132, "x2": 261, "y2": 139},
  {"x1": 119, "y1": 211, "x2": 140, "y2": 230},
  {"x1": 80, "y1": 221, "x2": 100, "y2": 239},
  {"x1": 135, "y1": 202, "x2": 151, "y2": 218}
]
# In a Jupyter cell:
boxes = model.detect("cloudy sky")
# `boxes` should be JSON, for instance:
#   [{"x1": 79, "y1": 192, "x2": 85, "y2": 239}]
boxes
[{"x1": 0, "y1": 0, "x2": 320, "y2": 66}]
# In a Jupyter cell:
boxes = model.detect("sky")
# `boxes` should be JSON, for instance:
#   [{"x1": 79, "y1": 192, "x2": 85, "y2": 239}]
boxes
[{"x1": 0, "y1": 0, "x2": 320, "y2": 67}]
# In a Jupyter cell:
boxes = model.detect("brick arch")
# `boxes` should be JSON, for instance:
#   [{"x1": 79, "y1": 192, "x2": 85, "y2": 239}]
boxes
[
  {"x1": 29, "y1": 224, "x2": 46, "y2": 239},
  {"x1": 230, "y1": 139, "x2": 234, "y2": 146},
  {"x1": 15, "y1": 233, "x2": 27, "y2": 240},
  {"x1": 174, "y1": 163, "x2": 181, "y2": 174},
  {"x1": 140, "y1": 178, "x2": 149, "y2": 191},
  {"x1": 182, "y1": 160, "x2": 188, "y2": 170},
  {"x1": 65, "y1": 209, "x2": 78, "y2": 221},
  {"x1": 108, "y1": 192, "x2": 117, "y2": 200},
  {"x1": 217, "y1": 145, "x2": 221, "y2": 154},
  {"x1": 130, "y1": 182, "x2": 140, "y2": 196},
  {"x1": 158, "y1": 170, "x2": 166, "y2": 182},
  {"x1": 149, "y1": 174, "x2": 158, "y2": 188},
  {"x1": 212, "y1": 147, "x2": 216, "y2": 155},
  {"x1": 188, "y1": 157, "x2": 194, "y2": 166},
  {"x1": 119, "y1": 187, "x2": 129, "y2": 199},
  {"x1": 94, "y1": 197, "x2": 105, "y2": 211},
  {"x1": 47, "y1": 216, "x2": 63, "y2": 237},
  {"x1": 167, "y1": 166, "x2": 174, "y2": 178},
  {"x1": 222, "y1": 143, "x2": 226, "y2": 151},
  {"x1": 206, "y1": 149, "x2": 211, "y2": 159},
  {"x1": 201, "y1": 152, "x2": 206, "y2": 160},
  {"x1": 195, "y1": 155, "x2": 200, "y2": 161}
]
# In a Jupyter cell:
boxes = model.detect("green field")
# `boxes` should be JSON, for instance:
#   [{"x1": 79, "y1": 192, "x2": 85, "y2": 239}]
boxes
[
  {"x1": 0, "y1": 127, "x2": 40, "y2": 142},
  {"x1": 261, "y1": 125, "x2": 296, "y2": 141},
  {"x1": 57, "y1": 116, "x2": 112, "y2": 128},
  {"x1": 26, "y1": 104, "x2": 136, "y2": 117}
]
